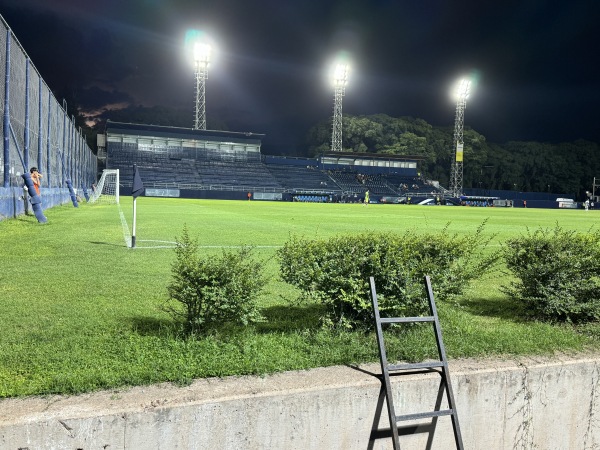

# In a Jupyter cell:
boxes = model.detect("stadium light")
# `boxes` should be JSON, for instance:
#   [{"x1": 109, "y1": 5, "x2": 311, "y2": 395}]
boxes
[
  {"x1": 330, "y1": 55, "x2": 350, "y2": 152},
  {"x1": 449, "y1": 77, "x2": 472, "y2": 197},
  {"x1": 186, "y1": 30, "x2": 212, "y2": 130},
  {"x1": 452, "y1": 78, "x2": 471, "y2": 102}
]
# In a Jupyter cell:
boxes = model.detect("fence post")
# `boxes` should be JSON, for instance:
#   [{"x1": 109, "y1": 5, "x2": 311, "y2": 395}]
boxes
[
  {"x1": 61, "y1": 99, "x2": 66, "y2": 186},
  {"x1": 3, "y1": 29, "x2": 10, "y2": 187},
  {"x1": 38, "y1": 76, "x2": 43, "y2": 181},
  {"x1": 46, "y1": 91, "x2": 51, "y2": 187},
  {"x1": 24, "y1": 58, "x2": 30, "y2": 170}
]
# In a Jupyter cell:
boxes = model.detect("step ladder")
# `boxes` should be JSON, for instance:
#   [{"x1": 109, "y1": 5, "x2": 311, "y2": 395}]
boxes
[{"x1": 369, "y1": 275, "x2": 464, "y2": 450}]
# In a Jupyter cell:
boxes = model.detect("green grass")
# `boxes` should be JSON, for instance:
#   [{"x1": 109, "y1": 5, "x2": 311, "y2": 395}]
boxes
[{"x1": 0, "y1": 198, "x2": 598, "y2": 398}]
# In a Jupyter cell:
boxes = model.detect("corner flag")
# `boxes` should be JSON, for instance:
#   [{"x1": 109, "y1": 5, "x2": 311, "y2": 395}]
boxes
[
  {"x1": 132, "y1": 164, "x2": 145, "y2": 198},
  {"x1": 131, "y1": 165, "x2": 144, "y2": 248}
]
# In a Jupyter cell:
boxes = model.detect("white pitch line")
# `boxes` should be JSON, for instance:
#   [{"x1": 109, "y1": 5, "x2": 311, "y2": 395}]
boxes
[
  {"x1": 197, "y1": 245, "x2": 282, "y2": 248},
  {"x1": 132, "y1": 245, "x2": 178, "y2": 249},
  {"x1": 117, "y1": 204, "x2": 132, "y2": 247},
  {"x1": 138, "y1": 240, "x2": 178, "y2": 244},
  {"x1": 130, "y1": 242, "x2": 282, "y2": 250}
]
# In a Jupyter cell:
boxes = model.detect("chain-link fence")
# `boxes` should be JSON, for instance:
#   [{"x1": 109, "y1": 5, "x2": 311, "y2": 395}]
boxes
[{"x1": 0, "y1": 14, "x2": 97, "y2": 220}]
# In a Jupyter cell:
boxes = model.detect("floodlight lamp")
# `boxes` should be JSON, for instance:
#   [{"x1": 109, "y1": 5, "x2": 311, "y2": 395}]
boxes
[
  {"x1": 332, "y1": 63, "x2": 349, "y2": 88},
  {"x1": 193, "y1": 42, "x2": 211, "y2": 66},
  {"x1": 454, "y1": 78, "x2": 471, "y2": 100}
]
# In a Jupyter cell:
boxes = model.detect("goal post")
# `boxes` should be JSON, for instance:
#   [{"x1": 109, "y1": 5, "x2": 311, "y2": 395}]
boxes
[{"x1": 89, "y1": 169, "x2": 120, "y2": 204}]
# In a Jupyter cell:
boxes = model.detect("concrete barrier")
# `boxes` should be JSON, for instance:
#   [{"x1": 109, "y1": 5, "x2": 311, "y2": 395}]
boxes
[
  {"x1": 1, "y1": 354, "x2": 599, "y2": 449},
  {"x1": 0, "y1": 187, "x2": 74, "y2": 221}
]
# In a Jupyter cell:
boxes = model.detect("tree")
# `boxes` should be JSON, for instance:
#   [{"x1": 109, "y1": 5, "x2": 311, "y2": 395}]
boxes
[{"x1": 302, "y1": 113, "x2": 598, "y2": 196}]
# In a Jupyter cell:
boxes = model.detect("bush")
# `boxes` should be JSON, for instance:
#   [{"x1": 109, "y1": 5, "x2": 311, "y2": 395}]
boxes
[
  {"x1": 165, "y1": 226, "x2": 266, "y2": 334},
  {"x1": 278, "y1": 222, "x2": 498, "y2": 329},
  {"x1": 502, "y1": 226, "x2": 600, "y2": 323}
]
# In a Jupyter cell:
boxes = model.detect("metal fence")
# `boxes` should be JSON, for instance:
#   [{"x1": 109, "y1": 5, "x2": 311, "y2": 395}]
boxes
[{"x1": 0, "y1": 14, "x2": 97, "y2": 219}]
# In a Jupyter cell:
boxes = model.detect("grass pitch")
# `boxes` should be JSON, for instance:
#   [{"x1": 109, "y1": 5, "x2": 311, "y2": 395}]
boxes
[{"x1": 0, "y1": 198, "x2": 598, "y2": 397}]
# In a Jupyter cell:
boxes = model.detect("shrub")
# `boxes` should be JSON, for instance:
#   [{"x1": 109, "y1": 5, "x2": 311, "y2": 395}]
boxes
[
  {"x1": 502, "y1": 226, "x2": 600, "y2": 323},
  {"x1": 278, "y1": 222, "x2": 498, "y2": 329},
  {"x1": 165, "y1": 226, "x2": 266, "y2": 334}
]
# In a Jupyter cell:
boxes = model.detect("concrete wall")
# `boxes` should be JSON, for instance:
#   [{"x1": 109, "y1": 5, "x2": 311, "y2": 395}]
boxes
[{"x1": 1, "y1": 354, "x2": 598, "y2": 449}]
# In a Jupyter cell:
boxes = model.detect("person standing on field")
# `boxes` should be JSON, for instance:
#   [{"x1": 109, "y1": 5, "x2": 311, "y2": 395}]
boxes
[{"x1": 30, "y1": 167, "x2": 42, "y2": 195}]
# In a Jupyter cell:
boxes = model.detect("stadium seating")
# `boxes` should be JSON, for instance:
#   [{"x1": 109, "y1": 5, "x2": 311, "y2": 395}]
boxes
[
  {"x1": 267, "y1": 165, "x2": 341, "y2": 193},
  {"x1": 106, "y1": 142, "x2": 446, "y2": 200},
  {"x1": 107, "y1": 143, "x2": 282, "y2": 190}
]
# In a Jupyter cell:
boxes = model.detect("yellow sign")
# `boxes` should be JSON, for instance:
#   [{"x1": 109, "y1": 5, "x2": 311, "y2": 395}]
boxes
[{"x1": 455, "y1": 143, "x2": 464, "y2": 162}]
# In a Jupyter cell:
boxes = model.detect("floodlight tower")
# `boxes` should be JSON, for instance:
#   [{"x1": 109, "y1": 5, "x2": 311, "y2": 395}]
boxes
[
  {"x1": 193, "y1": 42, "x2": 211, "y2": 130},
  {"x1": 331, "y1": 61, "x2": 349, "y2": 152},
  {"x1": 449, "y1": 78, "x2": 471, "y2": 197}
]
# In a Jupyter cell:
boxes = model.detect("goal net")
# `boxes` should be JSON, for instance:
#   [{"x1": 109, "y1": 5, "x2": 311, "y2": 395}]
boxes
[{"x1": 89, "y1": 169, "x2": 120, "y2": 204}]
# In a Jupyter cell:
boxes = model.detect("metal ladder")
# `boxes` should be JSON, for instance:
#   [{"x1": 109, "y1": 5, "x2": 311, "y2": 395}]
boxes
[{"x1": 369, "y1": 275, "x2": 464, "y2": 450}]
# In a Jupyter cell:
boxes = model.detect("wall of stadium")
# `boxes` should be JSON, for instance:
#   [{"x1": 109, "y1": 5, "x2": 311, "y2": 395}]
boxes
[
  {"x1": 0, "y1": 15, "x2": 98, "y2": 221},
  {"x1": 1, "y1": 355, "x2": 598, "y2": 448}
]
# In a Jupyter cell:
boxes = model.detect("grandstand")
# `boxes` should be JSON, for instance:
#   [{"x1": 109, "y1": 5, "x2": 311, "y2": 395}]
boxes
[
  {"x1": 103, "y1": 121, "x2": 443, "y2": 203},
  {"x1": 104, "y1": 121, "x2": 282, "y2": 198}
]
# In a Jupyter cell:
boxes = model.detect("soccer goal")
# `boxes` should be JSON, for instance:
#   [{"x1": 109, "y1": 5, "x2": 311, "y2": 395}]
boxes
[{"x1": 89, "y1": 169, "x2": 120, "y2": 204}]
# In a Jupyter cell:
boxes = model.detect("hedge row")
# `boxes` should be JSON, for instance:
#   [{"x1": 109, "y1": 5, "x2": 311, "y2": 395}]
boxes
[
  {"x1": 278, "y1": 222, "x2": 498, "y2": 329},
  {"x1": 166, "y1": 224, "x2": 600, "y2": 334}
]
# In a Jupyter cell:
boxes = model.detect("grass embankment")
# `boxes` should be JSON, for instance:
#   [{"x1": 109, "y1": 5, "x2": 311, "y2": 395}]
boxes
[{"x1": 0, "y1": 198, "x2": 597, "y2": 397}]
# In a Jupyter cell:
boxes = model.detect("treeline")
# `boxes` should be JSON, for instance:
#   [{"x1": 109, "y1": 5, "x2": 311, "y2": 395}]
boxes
[{"x1": 305, "y1": 114, "x2": 599, "y2": 199}]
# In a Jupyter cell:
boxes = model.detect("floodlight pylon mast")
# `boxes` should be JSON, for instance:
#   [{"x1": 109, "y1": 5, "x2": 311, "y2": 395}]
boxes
[
  {"x1": 194, "y1": 64, "x2": 207, "y2": 130},
  {"x1": 193, "y1": 43, "x2": 211, "y2": 130},
  {"x1": 449, "y1": 79, "x2": 471, "y2": 197},
  {"x1": 331, "y1": 63, "x2": 348, "y2": 152}
]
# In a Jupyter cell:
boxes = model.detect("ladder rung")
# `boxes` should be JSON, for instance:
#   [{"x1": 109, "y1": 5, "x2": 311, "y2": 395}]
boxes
[
  {"x1": 396, "y1": 409, "x2": 454, "y2": 422},
  {"x1": 380, "y1": 316, "x2": 435, "y2": 324},
  {"x1": 388, "y1": 361, "x2": 445, "y2": 371}
]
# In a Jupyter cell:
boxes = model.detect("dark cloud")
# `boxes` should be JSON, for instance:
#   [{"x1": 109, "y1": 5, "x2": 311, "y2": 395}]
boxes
[
  {"x1": 1, "y1": 0, "x2": 598, "y2": 153},
  {"x1": 77, "y1": 86, "x2": 132, "y2": 110}
]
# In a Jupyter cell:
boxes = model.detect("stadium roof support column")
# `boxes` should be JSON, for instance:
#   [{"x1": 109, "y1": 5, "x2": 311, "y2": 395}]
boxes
[{"x1": 449, "y1": 78, "x2": 471, "y2": 198}]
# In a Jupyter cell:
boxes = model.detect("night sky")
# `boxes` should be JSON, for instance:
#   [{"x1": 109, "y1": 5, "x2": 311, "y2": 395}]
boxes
[{"x1": 1, "y1": 0, "x2": 598, "y2": 154}]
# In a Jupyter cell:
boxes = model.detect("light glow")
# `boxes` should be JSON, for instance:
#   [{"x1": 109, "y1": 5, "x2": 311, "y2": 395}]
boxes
[
  {"x1": 184, "y1": 29, "x2": 215, "y2": 68},
  {"x1": 193, "y1": 42, "x2": 211, "y2": 66},
  {"x1": 329, "y1": 51, "x2": 351, "y2": 89},
  {"x1": 453, "y1": 78, "x2": 471, "y2": 101},
  {"x1": 332, "y1": 62, "x2": 349, "y2": 87}
]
